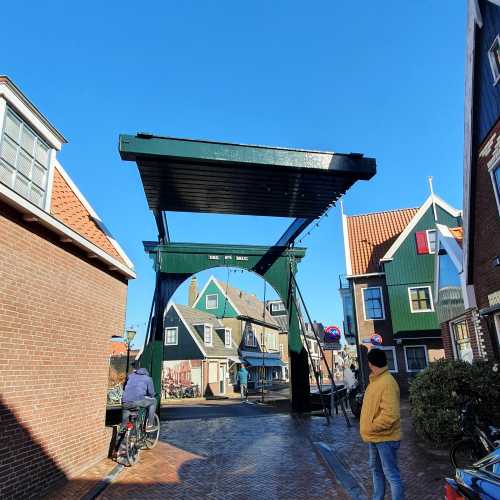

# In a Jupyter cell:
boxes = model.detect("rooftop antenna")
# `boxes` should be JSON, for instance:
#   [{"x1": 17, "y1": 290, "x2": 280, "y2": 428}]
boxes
[{"x1": 428, "y1": 176, "x2": 438, "y2": 223}]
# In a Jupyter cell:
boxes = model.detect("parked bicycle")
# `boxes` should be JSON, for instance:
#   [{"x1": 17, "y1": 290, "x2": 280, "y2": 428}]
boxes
[
  {"x1": 450, "y1": 398, "x2": 500, "y2": 469},
  {"x1": 347, "y1": 380, "x2": 364, "y2": 418},
  {"x1": 120, "y1": 406, "x2": 160, "y2": 466}
]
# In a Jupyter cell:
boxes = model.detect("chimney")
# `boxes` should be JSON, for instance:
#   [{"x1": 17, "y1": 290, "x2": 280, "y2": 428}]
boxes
[{"x1": 188, "y1": 276, "x2": 198, "y2": 307}]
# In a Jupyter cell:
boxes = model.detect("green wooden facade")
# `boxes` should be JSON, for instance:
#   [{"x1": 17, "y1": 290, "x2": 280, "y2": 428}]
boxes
[
  {"x1": 194, "y1": 281, "x2": 238, "y2": 318},
  {"x1": 384, "y1": 205, "x2": 462, "y2": 334}
]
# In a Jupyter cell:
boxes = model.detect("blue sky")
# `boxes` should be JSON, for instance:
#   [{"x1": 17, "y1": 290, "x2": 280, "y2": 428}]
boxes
[{"x1": 3, "y1": 1, "x2": 467, "y2": 347}]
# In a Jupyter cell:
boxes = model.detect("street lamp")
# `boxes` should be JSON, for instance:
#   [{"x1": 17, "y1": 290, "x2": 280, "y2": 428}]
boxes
[{"x1": 125, "y1": 329, "x2": 136, "y2": 374}]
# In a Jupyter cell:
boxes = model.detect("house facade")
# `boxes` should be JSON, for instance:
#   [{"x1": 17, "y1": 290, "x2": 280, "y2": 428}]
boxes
[
  {"x1": 341, "y1": 195, "x2": 461, "y2": 391},
  {"x1": 0, "y1": 77, "x2": 135, "y2": 497},
  {"x1": 462, "y1": 0, "x2": 500, "y2": 361},
  {"x1": 193, "y1": 276, "x2": 286, "y2": 387},
  {"x1": 163, "y1": 303, "x2": 240, "y2": 397}
]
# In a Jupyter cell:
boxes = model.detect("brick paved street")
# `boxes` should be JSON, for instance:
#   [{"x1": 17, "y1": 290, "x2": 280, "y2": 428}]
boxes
[{"x1": 47, "y1": 399, "x2": 452, "y2": 499}]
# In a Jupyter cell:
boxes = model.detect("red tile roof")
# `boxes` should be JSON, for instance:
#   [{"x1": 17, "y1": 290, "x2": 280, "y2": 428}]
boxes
[
  {"x1": 110, "y1": 341, "x2": 128, "y2": 355},
  {"x1": 50, "y1": 167, "x2": 124, "y2": 263},
  {"x1": 346, "y1": 208, "x2": 418, "y2": 275}
]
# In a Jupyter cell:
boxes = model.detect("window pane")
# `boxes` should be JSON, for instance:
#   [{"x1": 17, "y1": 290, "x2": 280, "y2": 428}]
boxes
[
  {"x1": 21, "y1": 128, "x2": 36, "y2": 154},
  {"x1": 4, "y1": 112, "x2": 21, "y2": 141},
  {"x1": 384, "y1": 349, "x2": 396, "y2": 371},
  {"x1": 1, "y1": 136, "x2": 18, "y2": 166},
  {"x1": 364, "y1": 288, "x2": 383, "y2": 319},
  {"x1": 410, "y1": 288, "x2": 431, "y2": 311},
  {"x1": 206, "y1": 294, "x2": 217, "y2": 309},
  {"x1": 35, "y1": 141, "x2": 49, "y2": 165},
  {"x1": 17, "y1": 150, "x2": 33, "y2": 178},
  {"x1": 406, "y1": 347, "x2": 427, "y2": 370},
  {"x1": 427, "y1": 230, "x2": 437, "y2": 253},
  {"x1": 0, "y1": 160, "x2": 14, "y2": 187},
  {"x1": 29, "y1": 185, "x2": 44, "y2": 207}
]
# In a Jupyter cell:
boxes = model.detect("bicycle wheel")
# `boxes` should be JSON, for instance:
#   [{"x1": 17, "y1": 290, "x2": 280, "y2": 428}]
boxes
[
  {"x1": 125, "y1": 426, "x2": 139, "y2": 466},
  {"x1": 144, "y1": 414, "x2": 160, "y2": 449},
  {"x1": 450, "y1": 438, "x2": 483, "y2": 469}
]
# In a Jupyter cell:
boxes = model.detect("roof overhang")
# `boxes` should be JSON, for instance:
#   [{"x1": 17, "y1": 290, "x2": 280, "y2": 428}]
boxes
[{"x1": 119, "y1": 134, "x2": 376, "y2": 218}]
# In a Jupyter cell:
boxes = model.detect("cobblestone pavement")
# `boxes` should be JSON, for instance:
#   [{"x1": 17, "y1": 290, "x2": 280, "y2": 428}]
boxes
[
  {"x1": 301, "y1": 401, "x2": 453, "y2": 500},
  {"x1": 99, "y1": 401, "x2": 348, "y2": 500},
  {"x1": 47, "y1": 400, "x2": 452, "y2": 500}
]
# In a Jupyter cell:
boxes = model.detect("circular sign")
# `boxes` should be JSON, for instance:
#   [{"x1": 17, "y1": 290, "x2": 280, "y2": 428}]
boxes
[
  {"x1": 323, "y1": 325, "x2": 341, "y2": 343},
  {"x1": 370, "y1": 334, "x2": 383, "y2": 346}
]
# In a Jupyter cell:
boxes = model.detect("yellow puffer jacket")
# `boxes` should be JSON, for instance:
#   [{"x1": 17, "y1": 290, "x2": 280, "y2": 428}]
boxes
[{"x1": 360, "y1": 367, "x2": 401, "y2": 443}]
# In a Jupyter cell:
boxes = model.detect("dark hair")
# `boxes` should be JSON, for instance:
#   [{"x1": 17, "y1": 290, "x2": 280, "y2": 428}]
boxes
[{"x1": 367, "y1": 348, "x2": 387, "y2": 368}]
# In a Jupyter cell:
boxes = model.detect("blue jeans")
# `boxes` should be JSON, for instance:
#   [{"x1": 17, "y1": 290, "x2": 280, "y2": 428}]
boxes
[{"x1": 368, "y1": 441, "x2": 404, "y2": 500}]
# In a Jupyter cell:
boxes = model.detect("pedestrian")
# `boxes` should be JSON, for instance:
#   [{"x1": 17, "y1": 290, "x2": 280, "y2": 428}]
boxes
[
  {"x1": 360, "y1": 348, "x2": 404, "y2": 500},
  {"x1": 237, "y1": 363, "x2": 249, "y2": 401}
]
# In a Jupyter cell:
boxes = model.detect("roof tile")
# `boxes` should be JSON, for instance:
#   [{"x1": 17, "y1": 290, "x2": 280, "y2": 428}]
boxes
[
  {"x1": 346, "y1": 208, "x2": 418, "y2": 275},
  {"x1": 50, "y1": 167, "x2": 124, "y2": 263}
]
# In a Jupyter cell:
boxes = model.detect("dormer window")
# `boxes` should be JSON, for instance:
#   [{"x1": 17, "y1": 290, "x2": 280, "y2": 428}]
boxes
[
  {"x1": 0, "y1": 107, "x2": 51, "y2": 208},
  {"x1": 488, "y1": 35, "x2": 500, "y2": 85}
]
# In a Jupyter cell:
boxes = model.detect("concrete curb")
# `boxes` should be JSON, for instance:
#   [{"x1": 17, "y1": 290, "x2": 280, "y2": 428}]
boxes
[
  {"x1": 313, "y1": 441, "x2": 368, "y2": 500},
  {"x1": 81, "y1": 463, "x2": 124, "y2": 500}
]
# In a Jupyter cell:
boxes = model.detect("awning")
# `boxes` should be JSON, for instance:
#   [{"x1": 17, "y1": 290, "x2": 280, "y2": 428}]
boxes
[
  {"x1": 479, "y1": 303, "x2": 500, "y2": 317},
  {"x1": 244, "y1": 358, "x2": 285, "y2": 368}
]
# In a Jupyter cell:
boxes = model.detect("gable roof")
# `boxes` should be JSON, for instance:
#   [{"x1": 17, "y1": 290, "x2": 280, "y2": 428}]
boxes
[
  {"x1": 174, "y1": 303, "x2": 239, "y2": 357},
  {"x1": 344, "y1": 207, "x2": 418, "y2": 275},
  {"x1": 381, "y1": 195, "x2": 461, "y2": 262},
  {"x1": 195, "y1": 276, "x2": 281, "y2": 329},
  {"x1": 50, "y1": 163, "x2": 129, "y2": 265},
  {"x1": 217, "y1": 279, "x2": 281, "y2": 329}
]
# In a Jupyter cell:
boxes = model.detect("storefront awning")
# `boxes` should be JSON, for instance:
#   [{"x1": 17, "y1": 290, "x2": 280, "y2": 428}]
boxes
[{"x1": 244, "y1": 358, "x2": 285, "y2": 367}]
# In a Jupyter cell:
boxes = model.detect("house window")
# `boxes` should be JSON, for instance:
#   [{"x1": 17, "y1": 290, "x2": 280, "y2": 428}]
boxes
[
  {"x1": 488, "y1": 35, "x2": 500, "y2": 85},
  {"x1": 408, "y1": 286, "x2": 434, "y2": 313},
  {"x1": 404, "y1": 345, "x2": 429, "y2": 372},
  {"x1": 204, "y1": 325, "x2": 212, "y2": 346},
  {"x1": 451, "y1": 319, "x2": 473, "y2": 363},
  {"x1": 271, "y1": 302, "x2": 285, "y2": 312},
  {"x1": 362, "y1": 287, "x2": 385, "y2": 320},
  {"x1": 490, "y1": 163, "x2": 500, "y2": 215},
  {"x1": 0, "y1": 107, "x2": 51, "y2": 208},
  {"x1": 206, "y1": 294, "x2": 218, "y2": 310},
  {"x1": 224, "y1": 329, "x2": 232, "y2": 347},
  {"x1": 245, "y1": 326, "x2": 257, "y2": 347},
  {"x1": 426, "y1": 230, "x2": 437, "y2": 254},
  {"x1": 164, "y1": 327, "x2": 178, "y2": 346},
  {"x1": 380, "y1": 346, "x2": 398, "y2": 373}
]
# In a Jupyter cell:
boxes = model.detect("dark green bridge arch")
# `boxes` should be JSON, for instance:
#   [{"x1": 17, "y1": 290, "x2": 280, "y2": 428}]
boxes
[{"x1": 141, "y1": 242, "x2": 311, "y2": 411}]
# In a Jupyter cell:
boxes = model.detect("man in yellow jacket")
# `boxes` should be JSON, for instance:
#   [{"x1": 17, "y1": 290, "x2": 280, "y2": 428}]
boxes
[{"x1": 360, "y1": 348, "x2": 404, "y2": 500}]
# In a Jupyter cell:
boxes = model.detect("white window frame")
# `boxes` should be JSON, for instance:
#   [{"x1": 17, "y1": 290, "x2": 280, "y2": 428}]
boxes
[
  {"x1": 224, "y1": 328, "x2": 232, "y2": 348},
  {"x1": 203, "y1": 325, "x2": 213, "y2": 346},
  {"x1": 408, "y1": 286, "x2": 434, "y2": 313},
  {"x1": 488, "y1": 34, "x2": 500, "y2": 86},
  {"x1": 488, "y1": 159, "x2": 500, "y2": 216},
  {"x1": 271, "y1": 302, "x2": 285, "y2": 312},
  {"x1": 362, "y1": 287, "x2": 386, "y2": 321},
  {"x1": 164, "y1": 327, "x2": 178, "y2": 346},
  {"x1": 426, "y1": 229, "x2": 437, "y2": 254},
  {"x1": 245, "y1": 325, "x2": 257, "y2": 347},
  {"x1": 404, "y1": 345, "x2": 429, "y2": 373},
  {"x1": 205, "y1": 294, "x2": 218, "y2": 310},
  {"x1": 379, "y1": 346, "x2": 398, "y2": 373}
]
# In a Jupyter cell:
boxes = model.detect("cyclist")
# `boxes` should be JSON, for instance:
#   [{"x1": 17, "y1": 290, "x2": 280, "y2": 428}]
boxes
[{"x1": 122, "y1": 366, "x2": 157, "y2": 431}]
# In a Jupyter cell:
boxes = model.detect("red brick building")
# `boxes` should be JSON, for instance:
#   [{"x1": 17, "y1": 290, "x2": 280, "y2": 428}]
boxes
[
  {"x1": 0, "y1": 76, "x2": 135, "y2": 498},
  {"x1": 461, "y1": 0, "x2": 500, "y2": 361}
]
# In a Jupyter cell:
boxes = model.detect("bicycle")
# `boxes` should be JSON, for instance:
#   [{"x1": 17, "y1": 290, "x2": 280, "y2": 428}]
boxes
[
  {"x1": 121, "y1": 406, "x2": 160, "y2": 466},
  {"x1": 450, "y1": 399, "x2": 500, "y2": 469}
]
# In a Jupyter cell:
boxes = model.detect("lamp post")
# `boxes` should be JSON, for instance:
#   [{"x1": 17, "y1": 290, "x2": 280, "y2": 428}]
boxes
[{"x1": 125, "y1": 329, "x2": 136, "y2": 374}]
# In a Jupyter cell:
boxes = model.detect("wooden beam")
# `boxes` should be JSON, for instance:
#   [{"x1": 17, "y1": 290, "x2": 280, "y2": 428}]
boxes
[{"x1": 23, "y1": 215, "x2": 39, "y2": 222}]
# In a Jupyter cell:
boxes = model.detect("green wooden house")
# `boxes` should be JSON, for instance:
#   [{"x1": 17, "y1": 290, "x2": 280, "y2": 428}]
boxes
[
  {"x1": 341, "y1": 195, "x2": 462, "y2": 390},
  {"x1": 192, "y1": 276, "x2": 286, "y2": 386}
]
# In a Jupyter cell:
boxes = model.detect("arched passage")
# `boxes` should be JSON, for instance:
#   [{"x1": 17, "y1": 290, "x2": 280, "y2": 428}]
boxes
[{"x1": 140, "y1": 242, "x2": 311, "y2": 411}]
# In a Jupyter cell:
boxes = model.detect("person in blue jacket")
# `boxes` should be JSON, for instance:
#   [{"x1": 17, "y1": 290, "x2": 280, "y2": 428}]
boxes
[
  {"x1": 122, "y1": 366, "x2": 157, "y2": 430},
  {"x1": 237, "y1": 364, "x2": 249, "y2": 401}
]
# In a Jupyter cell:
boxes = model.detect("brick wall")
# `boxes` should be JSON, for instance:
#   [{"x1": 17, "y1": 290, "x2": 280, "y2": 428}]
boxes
[
  {"x1": 470, "y1": 116, "x2": 500, "y2": 359},
  {"x1": 0, "y1": 203, "x2": 128, "y2": 499}
]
